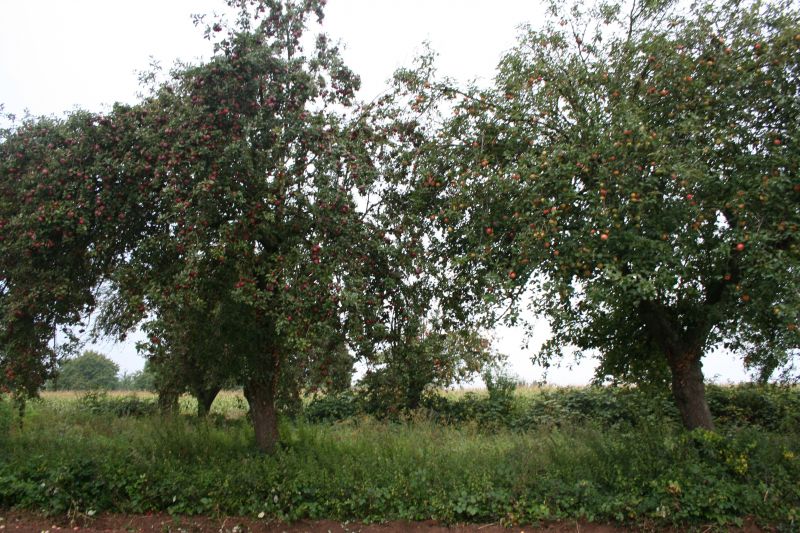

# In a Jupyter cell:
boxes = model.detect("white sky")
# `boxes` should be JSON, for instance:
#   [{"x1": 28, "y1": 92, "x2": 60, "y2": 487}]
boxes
[{"x1": 0, "y1": 0, "x2": 752, "y2": 384}]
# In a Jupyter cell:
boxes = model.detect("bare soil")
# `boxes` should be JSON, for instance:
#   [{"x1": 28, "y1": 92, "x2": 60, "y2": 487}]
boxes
[{"x1": 0, "y1": 511, "x2": 770, "y2": 533}]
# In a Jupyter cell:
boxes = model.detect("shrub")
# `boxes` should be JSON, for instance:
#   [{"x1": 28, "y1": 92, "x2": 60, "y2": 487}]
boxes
[
  {"x1": 706, "y1": 384, "x2": 800, "y2": 431},
  {"x1": 305, "y1": 390, "x2": 360, "y2": 423},
  {"x1": 305, "y1": 383, "x2": 800, "y2": 436}
]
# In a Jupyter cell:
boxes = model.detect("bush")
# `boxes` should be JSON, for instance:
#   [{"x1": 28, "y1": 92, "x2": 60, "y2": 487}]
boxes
[
  {"x1": 305, "y1": 390, "x2": 360, "y2": 423},
  {"x1": 482, "y1": 369, "x2": 517, "y2": 423},
  {"x1": 308, "y1": 383, "x2": 800, "y2": 436},
  {"x1": 706, "y1": 384, "x2": 800, "y2": 431},
  {"x1": 117, "y1": 368, "x2": 156, "y2": 391}
]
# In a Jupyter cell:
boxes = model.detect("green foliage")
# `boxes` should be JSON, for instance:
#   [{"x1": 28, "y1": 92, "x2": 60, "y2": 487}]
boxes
[
  {"x1": 304, "y1": 389, "x2": 360, "y2": 423},
  {"x1": 705, "y1": 383, "x2": 800, "y2": 431},
  {"x1": 0, "y1": 394, "x2": 11, "y2": 445},
  {"x1": 394, "y1": 0, "x2": 800, "y2": 428},
  {"x1": 277, "y1": 340, "x2": 355, "y2": 418},
  {"x1": 357, "y1": 323, "x2": 499, "y2": 416},
  {"x1": 1, "y1": 108, "x2": 159, "y2": 398},
  {"x1": 308, "y1": 383, "x2": 800, "y2": 435},
  {"x1": 116, "y1": 366, "x2": 155, "y2": 391},
  {"x1": 81, "y1": 0, "x2": 420, "y2": 449},
  {"x1": 0, "y1": 387, "x2": 798, "y2": 527},
  {"x1": 54, "y1": 350, "x2": 120, "y2": 391},
  {"x1": 3, "y1": 0, "x2": 798, "y2": 465},
  {"x1": 76, "y1": 391, "x2": 158, "y2": 418},
  {"x1": 1, "y1": 0, "x2": 423, "y2": 450}
]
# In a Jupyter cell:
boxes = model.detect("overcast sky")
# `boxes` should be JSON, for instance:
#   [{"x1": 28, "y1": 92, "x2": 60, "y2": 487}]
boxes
[{"x1": 0, "y1": 0, "x2": 753, "y2": 384}]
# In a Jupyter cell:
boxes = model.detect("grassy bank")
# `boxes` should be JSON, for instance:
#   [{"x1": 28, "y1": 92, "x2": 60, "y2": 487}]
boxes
[{"x1": 0, "y1": 386, "x2": 798, "y2": 530}]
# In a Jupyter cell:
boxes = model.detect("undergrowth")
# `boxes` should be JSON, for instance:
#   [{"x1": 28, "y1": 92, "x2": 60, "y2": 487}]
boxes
[{"x1": 0, "y1": 385, "x2": 798, "y2": 530}]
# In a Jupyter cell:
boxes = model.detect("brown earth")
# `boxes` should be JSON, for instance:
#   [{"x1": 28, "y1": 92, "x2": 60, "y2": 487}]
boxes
[{"x1": 0, "y1": 511, "x2": 772, "y2": 533}]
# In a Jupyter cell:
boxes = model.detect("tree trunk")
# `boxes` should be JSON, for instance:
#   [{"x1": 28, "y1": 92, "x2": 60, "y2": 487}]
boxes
[
  {"x1": 405, "y1": 379, "x2": 424, "y2": 410},
  {"x1": 195, "y1": 386, "x2": 221, "y2": 418},
  {"x1": 668, "y1": 354, "x2": 714, "y2": 430},
  {"x1": 244, "y1": 377, "x2": 279, "y2": 453},
  {"x1": 157, "y1": 389, "x2": 180, "y2": 415},
  {"x1": 639, "y1": 301, "x2": 715, "y2": 431}
]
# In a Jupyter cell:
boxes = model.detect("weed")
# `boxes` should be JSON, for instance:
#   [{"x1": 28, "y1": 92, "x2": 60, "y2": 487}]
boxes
[{"x1": 0, "y1": 385, "x2": 797, "y2": 528}]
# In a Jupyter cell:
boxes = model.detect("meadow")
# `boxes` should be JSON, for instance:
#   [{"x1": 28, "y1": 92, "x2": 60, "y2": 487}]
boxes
[{"x1": 0, "y1": 385, "x2": 798, "y2": 531}]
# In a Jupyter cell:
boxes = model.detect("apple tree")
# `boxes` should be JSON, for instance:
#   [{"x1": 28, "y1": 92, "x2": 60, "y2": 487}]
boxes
[
  {"x1": 99, "y1": 0, "x2": 412, "y2": 451},
  {"x1": 400, "y1": 0, "x2": 800, "y2": 429},
  {"x1": 0, "y1": 109, "x2": 157, "y2": 405}
]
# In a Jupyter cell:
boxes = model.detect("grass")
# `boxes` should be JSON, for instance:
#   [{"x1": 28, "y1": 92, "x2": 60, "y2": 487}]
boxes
[
  {"x1": 39, "y1": 390, "x2": 250, "y2": 418},
  {"x1": 1, "y1": 386, "x2": 799, "y2": 529}
]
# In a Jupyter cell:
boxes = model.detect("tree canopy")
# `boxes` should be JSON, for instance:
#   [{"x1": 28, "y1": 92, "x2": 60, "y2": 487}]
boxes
[
  {"x1": 0, "y1": 108, "x2": 153, "y2": 400},
  {"x1": 54, "y1": 350, "x2": 120, "y2": 391},
  {"x1": 398, "y1": 0, "x2": 800, "y2": 428},
  {"x1": 91, "y1": 0, "x2": 421, "y2": 450},
  {"x1": 2, "y1": 0, "x2": 798, "y2": 442}
]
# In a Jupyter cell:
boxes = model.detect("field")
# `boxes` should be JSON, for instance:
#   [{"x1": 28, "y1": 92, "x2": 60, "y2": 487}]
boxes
[{"x1": 1, "y1": 385, "x2": 799, "y2": 532}]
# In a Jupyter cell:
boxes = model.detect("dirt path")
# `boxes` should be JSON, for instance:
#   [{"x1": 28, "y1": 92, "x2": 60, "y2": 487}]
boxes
[{"x1": 0, "y1": 511, "x2": 767, "y2": 532}]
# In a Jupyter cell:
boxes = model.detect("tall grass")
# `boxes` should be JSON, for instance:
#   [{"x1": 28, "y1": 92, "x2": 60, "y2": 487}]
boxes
[{"x1": 1, "y1": 388, "x2": 799, "y2": 528}]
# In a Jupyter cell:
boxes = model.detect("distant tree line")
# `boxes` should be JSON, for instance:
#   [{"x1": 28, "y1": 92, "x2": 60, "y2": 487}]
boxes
[{"x1": 49, "y1": 350, "x2": 155, "y2": 391}]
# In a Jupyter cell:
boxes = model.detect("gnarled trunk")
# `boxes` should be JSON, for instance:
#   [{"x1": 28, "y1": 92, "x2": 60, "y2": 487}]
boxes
[
  {"x1": 640, "y1": 301, "x2": 715, "y2": 431},
  {"x1": 244, "y1": 376, "x2": 279, "y2": 453},
  {"x1": 668, "y1": 353, "x2": 714, "y2": 430},
  {"x1": 194, "y1": 385, "x2": 221, "y2": 418}
]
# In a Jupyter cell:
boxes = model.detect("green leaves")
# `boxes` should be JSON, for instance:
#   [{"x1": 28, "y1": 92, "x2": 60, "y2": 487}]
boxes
[
  {"x1": 54, "y1": 351, "x2": 120, "y2": 391},
  {"x1": 2, "y1": 0, "x2": 798, "y2": 436},
  {"x1": 398, "y1": 0, "x2": 800, "y2": 394}
]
